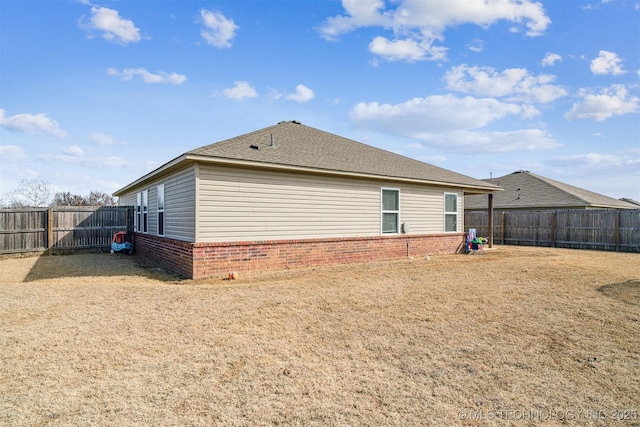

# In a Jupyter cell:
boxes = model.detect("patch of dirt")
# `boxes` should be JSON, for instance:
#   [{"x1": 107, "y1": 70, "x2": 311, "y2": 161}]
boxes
[{"x1": 0, "y1": 246, "x2": 639, "y2": 426}]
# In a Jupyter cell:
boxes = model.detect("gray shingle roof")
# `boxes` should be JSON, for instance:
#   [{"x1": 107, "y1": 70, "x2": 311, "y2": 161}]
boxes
[
  {"x1": 465, "y1": 170, "x2": 636, "y2": 210},
  {"x1": 620, "y1": 198, "x2": 640, "y2": 206},
  {"x1": 187, "y1": 121, "x2": 497, "y2": 190}
]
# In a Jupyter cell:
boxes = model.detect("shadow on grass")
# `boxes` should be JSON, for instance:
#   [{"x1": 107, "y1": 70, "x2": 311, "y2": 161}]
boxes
[
  {"x1": 598, "y1": 280, "x2": 640, "y2": 306},
  {"x1": 23, "y1": 252, "x2": 183, "y2": 283}
]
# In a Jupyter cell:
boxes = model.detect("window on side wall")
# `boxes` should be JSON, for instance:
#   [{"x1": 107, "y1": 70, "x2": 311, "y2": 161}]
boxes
[
  {"x1": 157, "y1": 184, "x2": 165, "y2": 236},
  {"x1": 142, "y1": 190, "x2": 148, "y2": 234},
  {"x1": 444, "y1": 193, "x2": 458, "y2": 232},
  {"x1": 381, "y1": 188, "x2": 400, "y2": 234},
  {"x1": 136, "y1": 192, "x2": 142, "y2": 232}
]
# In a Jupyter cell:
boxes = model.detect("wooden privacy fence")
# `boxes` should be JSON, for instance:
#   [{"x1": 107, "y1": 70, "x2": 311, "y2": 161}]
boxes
[
  {"x1": 465, "y1": 209, "x2": 640, "y2": 253},
  {"x1": 0, "y1": 206, "x2": 134, "y2": 255}
]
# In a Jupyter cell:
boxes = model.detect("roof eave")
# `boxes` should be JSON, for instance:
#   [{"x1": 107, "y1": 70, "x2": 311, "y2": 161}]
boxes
[
  {"x1": 114, "y1": 154, "x2": 502, "y2": 196},
  {"x1": 113, "y1": 154, "x2": 192, "y2": 197},
  {"x1": 588, "y1": 203, "x2": 636, "y2": 209}
]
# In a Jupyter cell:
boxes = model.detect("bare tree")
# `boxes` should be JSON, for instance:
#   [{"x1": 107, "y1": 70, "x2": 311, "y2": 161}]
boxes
[
  {"x1": 2, "y1": 181, "x2": 117, "y2": 208},
  {"x1": 2, "y1": 179, "x2": 53, "y2": 208},
  {"x1": 86, "y1": 191, "x2": 116, "y2": 206},
  {"x1": 52, "y1": 192, "x2": 88, "y2": 207},
  {"x1": 51, "y1": 190, "x2": 117, "y2": 207}
]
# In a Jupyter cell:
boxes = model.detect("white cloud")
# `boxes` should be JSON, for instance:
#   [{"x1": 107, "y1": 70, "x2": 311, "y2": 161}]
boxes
[
  {"x1": 564, "y1": 85, "x2": 639, "y2": 121},
  {"x1": 351, "y1": 95, "x2": 525, "y2": 133},
  {"x1": 318, "y1": 0, "x2": 390, "y2": 41},
  {"x1": 541, "y1": 52, "x2": 562, "y2": 67},
  {"x1": 543, "y1": 152, "x2": 640, "y2": 196},
  {"x1": 545, "y1": 152, "x2": 639, "y2": 170},
  {"x1": 63, "y1": 145, "x2": 84, "y2": 157},
  {"x1": 537, "y1": 151, "x2": 640, "y2": 200},
  {"x1": 582, "y1": 0, "x2": 616, "y2": 10},
  {"x1": 200, "y1": 10, "x2": 238, "y2": 48},
  {"x1": 420, "y1": 129, "x2": 560, "y2": 152},
  {"x1": 221, "y1": 81, "x2": 258, "y2": 99},
  {"x1": 590, "y1": 50, "x2": 626, "y2": 75},
  {"x1": 319, "y1": 0, "x2": 550, "y2": 62},
  {"x1": 368, "y1": 36, "x2": 447, "y2": 62},
  {"x1": 37, "y1": 154, "x2": 82, "y2": 165},
  {"x1": 520, "y1": 105, "x2": 542, "y2": 119},
  {"x1": 0, "y1": 109, "x2": 67, "y2": 138},
  {"x1": 443, "y1": 64, "x2": 567, "y2": 103},
  {"x1": 102, "y1": 157, "x2": 128, "y2": 168},
  {"x1": 88, "y1": 131, "x2": 127, "y2": 146},
  {"x1": 349, "y1": 93, "x2": 560, "y2": 152},
  {"x1": 84, "y1": 6, "x2": 141, "y2": 44},
  {"x1": 38, "y1": 153, "x2": 128, "y2": 168},
  {"x1": 0, "y1": 145, "x2": 26, "y2": 161},
  {"x1": 467, "y1": 38, "x2": 484, "y2": 53},
  {"x1": 107, "y1": 68, "x2": 187, "y2": 84},
  {"x1": 268, "y1": 89, "x2": 284, "y2": 100},
  {"x1": 285, "y1": 84, "x2": 315, "y2": 103}
]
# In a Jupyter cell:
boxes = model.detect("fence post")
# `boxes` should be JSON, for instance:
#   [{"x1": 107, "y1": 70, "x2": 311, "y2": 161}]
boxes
[
  {"x1": 551, "y1": 211, "x2": 556, "y2": 248},
  {"x1": 615, "y1": 209, "x2": 620, "y2": 252},
  {"x1": 47, "y1": 207, "x2": 54, "y2": 255},
  {"x1": 501, "y1": 212, "x2": 505, "y2": 245}
]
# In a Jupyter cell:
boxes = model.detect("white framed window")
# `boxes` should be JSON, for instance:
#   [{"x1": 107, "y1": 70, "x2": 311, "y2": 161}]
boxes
[
  {"x1": 444, "y1": 192, "x2": 458, "y2": 232},
  {"x1": 157, "y1": 184, "x2": 165, "y2": 236},
  {"x1": 136, "y1": 192, "x2": 142, "y2": 232},
  {"x1": 381, "y1": 188, "x2": 400, "y2": 234},
  {"x1": 142, "y1": 190, "x2": 148, "y2": 233}
]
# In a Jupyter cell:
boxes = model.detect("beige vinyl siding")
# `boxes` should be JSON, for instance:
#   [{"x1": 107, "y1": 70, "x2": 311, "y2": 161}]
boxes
[
  {"x1": 197, "y1": 164, "x2": 462, "y2": 242},
  {"x1": 402, "y1": 187, "x2": 461, "y2": 233},
  {"x1": 117, "y1": 165, "x2": 196, "y2": 242},
  {"x1": 118, "y1": 193, "x2": 136, "y2": 208},
  {"x1": 148, "y1": 186, "x2": 157, "y2": 235},
  {"x1": 163, "y1": 166, "x2": 196, "y2": 242}
]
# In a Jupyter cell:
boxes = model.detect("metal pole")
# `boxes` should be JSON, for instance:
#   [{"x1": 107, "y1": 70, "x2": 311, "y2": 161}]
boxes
[
  {"x1": 47, "y1": 207, "x2": 54, "y2": 255},
  {"x1": 488, "y1": 193, "x2": 494, "y2": 248}
]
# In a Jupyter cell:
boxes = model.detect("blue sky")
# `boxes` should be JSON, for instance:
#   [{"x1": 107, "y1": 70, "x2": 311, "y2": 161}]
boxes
[{"x1": 1, "y1": 0, "x2": 639, "y2": 203}]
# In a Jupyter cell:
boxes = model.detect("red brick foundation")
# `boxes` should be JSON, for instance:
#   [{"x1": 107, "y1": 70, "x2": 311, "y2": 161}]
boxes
[
  {"x1": 134, "y1": 233, "x2": 466, "y2": 280},
  {"x1": 133, "y1": 233, "x2": 194, "y2": 278}
]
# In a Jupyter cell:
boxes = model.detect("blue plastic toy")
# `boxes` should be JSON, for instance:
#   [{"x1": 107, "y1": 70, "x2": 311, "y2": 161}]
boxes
[{"x1": 110, "y1": 231, "x2": 133, "y2": 255}]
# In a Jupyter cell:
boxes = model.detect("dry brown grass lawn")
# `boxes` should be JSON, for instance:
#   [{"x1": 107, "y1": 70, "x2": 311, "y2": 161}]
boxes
[{"x1": 0, "y1": 247, "x2": 638, "y2": 426}]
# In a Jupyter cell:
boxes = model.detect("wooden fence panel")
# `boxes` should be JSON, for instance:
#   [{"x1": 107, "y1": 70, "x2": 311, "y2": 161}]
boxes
[
  {"x1": 464, "y1": 212, "x2": 490, "y2": 239},
  {"x1": 620, "y1": 209, "x2": 640, "y2": 252},
  {"x1": 554, "y1": 210, "x2": 617, "y2": 250},
  {"x1": 0, "y1": 209, "x2": 48, "y2": 253},
  {"x1": 503, "y1": 210, "x2": 553, "y2": 246},
  {"x1": 464, "y1": 208, "x2": 640, "y2": 253},
  {"x1": 52, "y1": 207, "x2": 131, "y2": 249},
  {"x1": 0, "y1": 207, "x2": 133, "y2": 254}
]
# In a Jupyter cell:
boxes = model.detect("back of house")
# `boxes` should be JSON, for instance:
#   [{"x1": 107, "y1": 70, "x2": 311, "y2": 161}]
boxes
[{"x1": 115, "y1": 121, "x2": 499, "y2": 279}]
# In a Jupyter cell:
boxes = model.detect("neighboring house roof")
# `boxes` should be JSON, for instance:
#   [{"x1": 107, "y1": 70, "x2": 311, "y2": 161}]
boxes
[
  {"x1": 465, "y1": 170, "x2": 637, "y2": 210},
  {"x1": 620, "y1": 198, "x2": 640, "y2": 206},
  {"x1": 115, "y1": 121, "x2": 499, "y2": 196}
]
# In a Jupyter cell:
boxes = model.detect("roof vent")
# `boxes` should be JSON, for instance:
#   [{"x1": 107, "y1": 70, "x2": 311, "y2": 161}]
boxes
[
  {"x1": 292, "y1": 120, "x2": 301, "y2": 124},
  {"x1": 250, "y1": 144, "x2": 259, "y2": 150}
]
